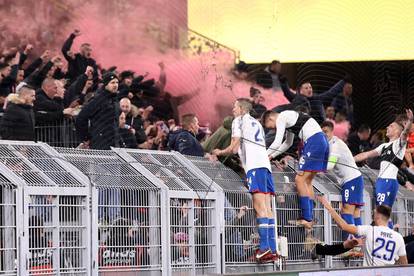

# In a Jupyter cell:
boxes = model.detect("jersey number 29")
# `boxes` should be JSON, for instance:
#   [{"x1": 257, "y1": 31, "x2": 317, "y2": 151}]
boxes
[{"x1": 372, "y1": 237, "x2": 396, "y2": 261}]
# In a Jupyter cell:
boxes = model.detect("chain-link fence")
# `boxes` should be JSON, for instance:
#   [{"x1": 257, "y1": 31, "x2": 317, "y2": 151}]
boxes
[{"x1": 0, "y1": 142, "x2": 412, "y2": 275}]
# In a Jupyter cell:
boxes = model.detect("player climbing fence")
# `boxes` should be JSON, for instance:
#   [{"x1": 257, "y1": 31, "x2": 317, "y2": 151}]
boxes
[{"x1": 0, "y1": 141, "x2": 412, "y2": 275}]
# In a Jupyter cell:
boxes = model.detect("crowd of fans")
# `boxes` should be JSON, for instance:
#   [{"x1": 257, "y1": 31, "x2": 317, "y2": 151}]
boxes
[
  {"x1": 2, "y1": 28, "x2": 414, "y2": 267},
  {"x1": 1, "y1": 29, "x2": 414, "y2": 185}
]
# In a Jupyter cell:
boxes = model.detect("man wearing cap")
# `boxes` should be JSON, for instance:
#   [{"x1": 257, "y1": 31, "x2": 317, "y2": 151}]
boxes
[{"x1": 76, "y1": 72, "x2": 122, "y2": 150}]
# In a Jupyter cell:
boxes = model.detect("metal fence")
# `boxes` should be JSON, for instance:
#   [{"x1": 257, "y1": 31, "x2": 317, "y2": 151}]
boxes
[
  {"x1": 0, "y1": 172, "x2": 18, "y2": 275},
  {"x1": 185, "y1": 155, "x2": 278, "y2": 274},
  {"x1": 0, "y1": 142, "x2": 412, "y2": 275},
  {"x1": 35, "y1": 118, "x2": 80, "y2": 148},
  {"x1": 54, "y1": 147, "x2": 167, "y2": 276},
  {"x1": 119, "y1": 149, "x2": 222, "y2": 276},
  {"x1": 0, "y1": 141, "x2": 91, "y2": 275}
]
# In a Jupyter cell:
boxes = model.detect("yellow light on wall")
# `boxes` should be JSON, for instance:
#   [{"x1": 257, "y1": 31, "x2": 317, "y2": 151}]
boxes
[{"x1": 189, "y1": 0, "x2": 414, "y2": 63}]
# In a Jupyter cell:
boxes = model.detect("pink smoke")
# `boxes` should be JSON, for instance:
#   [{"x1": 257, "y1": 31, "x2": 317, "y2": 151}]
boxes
[{"x1": 1, "y1": 0, "x2": 289, "y2": 129}]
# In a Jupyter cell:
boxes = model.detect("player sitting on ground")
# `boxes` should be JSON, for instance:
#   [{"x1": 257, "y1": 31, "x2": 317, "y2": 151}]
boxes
[
  {"x1": 321, "y1": 121, "x2": 364, "y2": 239},
  {"x1": 317, "y1": 195, "x2": 407, "y2": 266},
  {"x1": 262, "y1": 110, "x2": 329, "y2": 229},
  {"x1": 213, "y1": 98, "x2": 277, "y2": 262}
]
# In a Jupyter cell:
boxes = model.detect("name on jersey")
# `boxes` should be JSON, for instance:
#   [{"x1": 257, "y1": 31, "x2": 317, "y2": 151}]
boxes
[{"x1": 380, "y1": 231, "x2": 392, "y2": 239}]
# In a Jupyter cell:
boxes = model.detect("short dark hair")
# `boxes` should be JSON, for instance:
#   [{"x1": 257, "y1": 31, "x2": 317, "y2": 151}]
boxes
[
  {"x1": 181, "y1": 113, "x2": 197, "y2": 130},
  {"x1": 250, "y1": 87, "x2": 261, "y2": 97},
  {"x1": 358, "y1": 124, "x2": 371, "y2": 133},
  {"x1": 321, "y1": 121, "x2": 334, "y2": 130},
  {"x1": 376, "y1": 205, "x2": 391, "y2": 219},
  {"x1": 0, "y1": 62, "x2": 9, "y2": 70},
  {"x1": 270, "y1": 60, "x2": 280, "y2": 66},
  {"x1": 261, "y1": 110, "x2": 277, "y2": 126},
  {"x1": 294, "y1": 105, "x2": 310, "y2": 114},
  {"x1": 297, "y1": 81, "x2": 311, "y2": 92}
]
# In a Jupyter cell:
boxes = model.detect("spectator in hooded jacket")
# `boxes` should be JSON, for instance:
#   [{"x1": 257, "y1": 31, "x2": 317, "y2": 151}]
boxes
[
  {"x1": 61, "y1": 29, "x2": 98, "y2": 82},
  {"x1": 76, "y1": 72, "x2": 122, "y2": 150},
  {"x1": 0, "y1": 85, "x2": 36, "y2": 141}
]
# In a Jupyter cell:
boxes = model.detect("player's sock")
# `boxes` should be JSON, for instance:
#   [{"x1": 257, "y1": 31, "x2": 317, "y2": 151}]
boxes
[
  {"x1": 387, "y1": 220, "x2": 394, "y2": 230},
  {"x1": 268, "y1": 218, "x2": 277, "y2": 253},
  {"x1": 341, "y1": 213, "x2": 355, "y2": 240},
  {"x1": 257, "y1": 217, "x2": 269, "y2": 251},
  {"x1": 353, "y1": 216, "x2": 362, "y2": 238},
  {"x1": 299, "y1": 196, "x2": 312, "y2": 222}
]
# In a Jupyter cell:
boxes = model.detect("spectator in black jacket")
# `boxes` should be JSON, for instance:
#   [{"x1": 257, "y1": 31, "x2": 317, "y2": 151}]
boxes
[
  {"x1": 64, "y1": 66, "x2": 94, "y2": 107},
  {"x1": 76, "y1": 72, "x2": 121, "y2": 150},
  {"x1": 34, "y1": 78, "x2": 73, "y2": 126},
  {"x1": 168, "y1": 114, "x2": 205, "y2": 157},
  {"x1": 119, "y1": 98, "x2": 147, "y2": 148},
  {"x1": 347, "y1": 124, "x2": 371, "y2": 156},
  {"x1": 61, "y1": 29, "x2": 98, "y2": 82},
  {"x1": 0, "y1": 52, "x2": 19, "y2": 97},
  {"x1": 0, "y1": 85, "x2": 36, "y2": 141},
  {"x1": 281, "y1": 78, "x2": 347, "y2": 123},
  {"x1": 332, "y1": 82, "x2": 354, "y2": 123},
  {"x1": 118, "y1": 70, "x2": 134, "y2": 99},
  {"x1": 256, "y1": 60, "x2": 282, "y2": 90}
]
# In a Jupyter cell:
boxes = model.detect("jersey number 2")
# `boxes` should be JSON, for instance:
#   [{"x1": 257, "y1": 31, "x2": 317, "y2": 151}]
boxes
[
  {"x1": 372, "y1": 237, "x2": 396, "y2": 261},
  {"x1": 252, "y1": 122, "x2": 263, "y2": 142}
]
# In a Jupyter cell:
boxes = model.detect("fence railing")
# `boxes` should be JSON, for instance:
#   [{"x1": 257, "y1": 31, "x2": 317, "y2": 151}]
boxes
[
  {"x1": 0, "y1": 141, "x2": 412, "y2": 275},
  {"x1": 35, "y1": 118, "x2": 81, "y2": 148}
]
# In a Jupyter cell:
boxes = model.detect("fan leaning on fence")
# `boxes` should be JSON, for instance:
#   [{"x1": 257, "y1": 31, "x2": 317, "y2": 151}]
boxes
[{"x1": 212, "y1": 98, "x2": 278, "y2": 263}]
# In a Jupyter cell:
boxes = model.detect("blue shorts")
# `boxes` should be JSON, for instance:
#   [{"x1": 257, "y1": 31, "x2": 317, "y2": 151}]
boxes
[
  {"x1": 299, "y1": 132, "x2": 329, "y2": 172},
  {"x1": 246, "y1": 168, "x2": 275, "y2": 195},
  {"x1": 341, "y1": 176, "x2": 364, "y2": 206},
  {"x1": 375, "y1": 178, "x2": 399, "y2": 207}
]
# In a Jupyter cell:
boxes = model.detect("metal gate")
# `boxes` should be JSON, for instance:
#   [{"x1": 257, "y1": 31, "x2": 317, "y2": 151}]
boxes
[
  {"x1": 119, "y1": 149, "x2": 222, "y2": 276},
  {"x1": 54, "y1": 147, "x2": 166, "y2": 276},
  {"x1": 0, "y1": 166, "x2": 20, "y2": 276},
  {"x1": 184, "y1": 155, "x2": 278, "y2": 274},
  {"x1": 0, "y1": 141, "x2": 91, "y2": 275}
]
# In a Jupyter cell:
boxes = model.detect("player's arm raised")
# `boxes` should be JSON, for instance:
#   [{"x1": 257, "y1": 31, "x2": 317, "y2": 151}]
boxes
[
  {"x1": 354, "y1": 149, "x2": 379, "y2": 163},
  {"x1": 212, "y1": 137, "x2": 241, "y2": 156},
  {"x1": 400, "y1": 109, "x2": 413, "y2": 142},
  {"x1": 317, "y1": 195, "x2": 358, "y2": 235}
]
